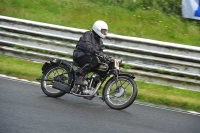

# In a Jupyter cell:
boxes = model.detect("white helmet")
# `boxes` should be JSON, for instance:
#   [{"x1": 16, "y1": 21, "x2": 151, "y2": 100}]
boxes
[{"x1": 92, "y1": 20, "x2": 108, "y2": 39}]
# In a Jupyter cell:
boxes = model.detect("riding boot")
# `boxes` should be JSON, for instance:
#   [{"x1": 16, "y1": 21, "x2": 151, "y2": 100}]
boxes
[{"x1": 75, "y1": 75, "x2": 88, "y2": 86}]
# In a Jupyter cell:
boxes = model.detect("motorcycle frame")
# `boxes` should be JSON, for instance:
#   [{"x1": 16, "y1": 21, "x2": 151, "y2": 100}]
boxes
[{"x1": 37, "y1": 58, "x2": 135, "y2": 99}]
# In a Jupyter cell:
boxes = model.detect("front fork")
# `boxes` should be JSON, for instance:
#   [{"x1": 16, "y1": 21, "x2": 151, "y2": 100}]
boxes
[{"x1": 113, "y1": 69, "x2": 121, "y2": 87}]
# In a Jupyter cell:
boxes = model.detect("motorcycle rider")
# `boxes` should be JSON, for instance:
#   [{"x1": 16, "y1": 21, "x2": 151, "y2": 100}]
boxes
[{"x1": 73, "y1": 20, "x2": 108, "y2": 86}]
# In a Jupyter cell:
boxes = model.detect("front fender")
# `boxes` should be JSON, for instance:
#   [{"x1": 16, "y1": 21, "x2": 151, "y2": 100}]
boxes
[{"x1": 118, "y1": 73, "x2": 135, "y2": 79}]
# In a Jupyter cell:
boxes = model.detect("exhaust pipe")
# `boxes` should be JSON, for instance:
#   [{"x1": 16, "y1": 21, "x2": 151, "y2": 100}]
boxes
[{"x1": 52, "y1": 81, "x2": 71, "y2": 93}]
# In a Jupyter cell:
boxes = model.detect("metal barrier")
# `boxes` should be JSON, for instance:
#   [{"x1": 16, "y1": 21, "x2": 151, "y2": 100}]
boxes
[{"x1": 0, "y1": 15, "x2": 199, "y2": 91}]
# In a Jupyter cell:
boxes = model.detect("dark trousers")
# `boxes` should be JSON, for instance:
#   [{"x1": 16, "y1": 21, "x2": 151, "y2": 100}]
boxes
[{"x1": 73, "y1": 55, "x2": 98, "y2": 76}]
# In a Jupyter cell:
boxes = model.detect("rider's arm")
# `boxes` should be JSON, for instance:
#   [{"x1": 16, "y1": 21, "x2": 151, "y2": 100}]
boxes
[{"x1": 82, "y1": 31, "x2": 100, "y2": 54}]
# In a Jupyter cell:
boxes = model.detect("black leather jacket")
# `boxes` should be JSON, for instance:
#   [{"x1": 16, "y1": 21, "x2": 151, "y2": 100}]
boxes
[{"x1": 73, "y1": 31, "x2": 104, "y2": 59}]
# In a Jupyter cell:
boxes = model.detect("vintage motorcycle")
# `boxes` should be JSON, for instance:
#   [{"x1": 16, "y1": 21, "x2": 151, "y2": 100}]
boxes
[{"x1": 37, "y1": 54, "x2": 137, "y2": 110}]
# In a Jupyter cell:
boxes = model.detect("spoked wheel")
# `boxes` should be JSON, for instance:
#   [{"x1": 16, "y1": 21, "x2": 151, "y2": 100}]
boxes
[
  {"x1": 104, "y1": 76, "x2": 137, "y2": 110},
  {"x1": 41, "y1": 65, "x2": 72, "y2": 98}
]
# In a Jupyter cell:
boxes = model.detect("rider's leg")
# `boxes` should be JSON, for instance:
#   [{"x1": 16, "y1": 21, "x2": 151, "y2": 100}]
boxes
[{"x1": 74, "y1": 55, "x2": 98, "y2": 86}]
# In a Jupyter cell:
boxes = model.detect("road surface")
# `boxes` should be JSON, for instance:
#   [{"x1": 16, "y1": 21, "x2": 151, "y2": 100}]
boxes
[{"x1": 0, "y1": 76, "x2": 199, "y2": 133}]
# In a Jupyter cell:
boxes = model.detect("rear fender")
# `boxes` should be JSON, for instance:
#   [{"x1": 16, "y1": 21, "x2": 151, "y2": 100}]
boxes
[
  {"x1": 60, "y1": 61, "x2": 73, "y2": 72},
  {"x1": 41, "y1": 58, "x2": 61, "y2": 73},
  {"x1": 41, "y1": 59, "x2": 74, "y2": 73},
  {"x1": 41, "y1": 62, "x2": 51, "y2": 73},
  {"x1": 60, "y1": 61, "x2": 76, "y2": 84}
]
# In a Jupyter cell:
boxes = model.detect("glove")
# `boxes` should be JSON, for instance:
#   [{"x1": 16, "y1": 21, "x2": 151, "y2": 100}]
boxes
[
  {"x1": 98, "y1": 51, "x2": 104, "y2": 56},
  {"x1": 97, "y1": 51, "x2": 107, "y2": 61}
]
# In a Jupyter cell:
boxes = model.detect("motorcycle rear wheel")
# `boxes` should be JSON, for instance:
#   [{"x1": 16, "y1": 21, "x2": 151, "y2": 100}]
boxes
[
  {"x1": 41, "y1": 65, "x2": 72, "y2": 98},
  {"x1": 103, "y1": 76, "x2": 137, "y2": 110}
]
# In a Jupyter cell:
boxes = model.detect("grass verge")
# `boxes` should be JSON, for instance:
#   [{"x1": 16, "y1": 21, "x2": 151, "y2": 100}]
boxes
[{"x1": 1, "y1": 54, "x2": 200, "y2": 112}]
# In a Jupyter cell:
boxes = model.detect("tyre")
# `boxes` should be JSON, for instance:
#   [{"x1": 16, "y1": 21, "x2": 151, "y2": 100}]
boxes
[
  {"x1": 41, "y1": 65, "x2": 72, "y2": 98},
  {"x1": 103, "y1": 76, "x2": 137, "y2": 110}
]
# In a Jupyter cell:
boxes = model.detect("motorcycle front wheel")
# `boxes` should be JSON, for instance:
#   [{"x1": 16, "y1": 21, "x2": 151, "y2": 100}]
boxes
[
  {"x1": 41, "y1": 65, "x2": 72, "y2": 98},
  {"x1": 103, "y1": 76, "x2": 137, "y2": 110}
]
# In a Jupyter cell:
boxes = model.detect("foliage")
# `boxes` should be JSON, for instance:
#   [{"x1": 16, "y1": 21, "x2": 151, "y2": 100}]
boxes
[
  {"x1": 0, "y1": 0, "x2": 199, "y2": 46},
  {"x1": 89, "y1": 0, "x2": 182, "y2": 15}
]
